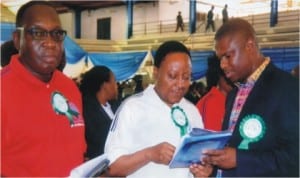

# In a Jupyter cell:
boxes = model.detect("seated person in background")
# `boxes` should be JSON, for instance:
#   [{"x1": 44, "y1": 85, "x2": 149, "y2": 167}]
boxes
[
  {"x1": 80, "y1": 66, "x2": 119, "y2": 160},
  {"x1": 104, "y1": 41, "x2": 212, "y2": 178},
  {"x1": 196, "y1": 53, "x2": 234, "y2": 131}
]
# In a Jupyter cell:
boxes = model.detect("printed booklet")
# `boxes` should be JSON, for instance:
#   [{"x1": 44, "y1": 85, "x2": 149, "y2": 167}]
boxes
[{"x1": 169, "y1": 128, "x2": 232, "y2": 168}]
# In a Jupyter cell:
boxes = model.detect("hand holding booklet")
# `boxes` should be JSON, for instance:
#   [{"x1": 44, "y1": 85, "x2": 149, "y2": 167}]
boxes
[
  {"x1": 169, "y1": 128, "x2": 232, "y2": 168},
  {"x1": 69, "y1": 154, "x2": 109, "y2": 177}
]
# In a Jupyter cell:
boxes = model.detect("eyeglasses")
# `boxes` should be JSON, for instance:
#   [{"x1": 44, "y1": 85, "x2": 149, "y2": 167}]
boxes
[{"x1": 17, "y1": 27, "x2": 67, "y2": 42}]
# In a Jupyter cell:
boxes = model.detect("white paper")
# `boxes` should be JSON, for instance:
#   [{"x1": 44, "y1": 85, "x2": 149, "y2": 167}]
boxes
[{"x1": 69, "y1": 154, "x2": 109, "y2": 177}]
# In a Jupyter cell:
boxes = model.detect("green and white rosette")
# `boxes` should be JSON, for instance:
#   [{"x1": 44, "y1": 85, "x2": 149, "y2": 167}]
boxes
[
  {"x1": 51, "y1": 91, "x2": 77, "y2": 126},
  {"x1": 238, "y1": 114, "x2": 266, "y2": 150},
  {"x1": 171, "y1": 106, "x2": 189, "y2": 137}
]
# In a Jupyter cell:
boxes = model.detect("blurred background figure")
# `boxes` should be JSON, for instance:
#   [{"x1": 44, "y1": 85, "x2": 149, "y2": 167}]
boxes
[
  {"x1": 79, "y1": 66, "x2": 119, "y2": 160},
  {"x1": 205, "y1": 6, "x2": 215, "y2": 32},
  {"x1": 222, "y1": 4, "x2": 229, "y2": 24},
  {"x1": 1, "y1": 40, "x2": 18, "y2": 67},
  {"x1": 56, "y1": 50, "x2": 66, "y2": 72},
  {"x1": 196, "y1": 53, "x2": 235, "y2": 131},
  {"x1": 175, "y1": 11, "x2": 184, "y2": 32},
  {"x1": 133, "y1": 74, "x2": 144, "y2": 94},
  {"x1": 291, "y1": 65, "x2": 299, "y2": 78},
  {"x1": 184, "y1": 81, "x2": 206, "y2": 104}
]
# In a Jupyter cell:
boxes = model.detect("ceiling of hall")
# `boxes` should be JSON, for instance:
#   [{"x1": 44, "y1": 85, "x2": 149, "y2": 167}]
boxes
[
  {"x1": 1, "y1": 1, "x2": 157, "y2": 14},
  {"x1": 1, "y1": 0, "x2": 299, "y2": 16},
  {"x1": 48, "y1": 1, "x2": 126, "y2": 13}
]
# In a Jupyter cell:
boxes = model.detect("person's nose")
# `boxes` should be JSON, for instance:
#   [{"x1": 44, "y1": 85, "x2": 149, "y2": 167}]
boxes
[
  {"x1": 43, "y1": 33, "x2": 57, "y2": 47},
  {"x1": 176, "y1": 78, "x2": 187, "y2": 89},
  {"x1": 220, "y1": 57, "x2": 227, "y2": 70}
]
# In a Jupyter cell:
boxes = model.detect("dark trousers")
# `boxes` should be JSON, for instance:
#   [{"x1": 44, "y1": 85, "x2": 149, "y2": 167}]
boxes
[
  {"x1": 175, "y1": 23, "x2": 184, "y2": 32},
  {"x1": 205, "y1": 20, "x2": 215, "y2": 32}
]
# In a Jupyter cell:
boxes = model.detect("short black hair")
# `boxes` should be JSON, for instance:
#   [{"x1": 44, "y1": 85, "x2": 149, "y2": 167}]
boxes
[
  {"x1": 154, "y1": 40, "x2": 190, "y2": 68},
  {"x1": 215, "y1": 18, "x2": 256, "y2": 42},
  {"x1": 79, "y1": 66, "x2": 112, "y2": 96},
  {"x1": 206, "y1": 53, "x2": 224, "y2": 91},
  {"x1": 16, "y1": 1, "x2": 55, "y2": 28},
  {"x1": 206, "y1": 52, "x2": 235, "y2": 91}
]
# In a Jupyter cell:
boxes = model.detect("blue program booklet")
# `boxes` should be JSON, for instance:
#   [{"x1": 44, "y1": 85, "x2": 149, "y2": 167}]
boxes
[{"x1": 169, "y1": 128, "x2": 232, "y2": 168}]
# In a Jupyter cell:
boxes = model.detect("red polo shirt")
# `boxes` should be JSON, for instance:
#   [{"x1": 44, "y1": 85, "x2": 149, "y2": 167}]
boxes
[{"x1": 1, "y1": 55, "x2": 86, "y2": 176}]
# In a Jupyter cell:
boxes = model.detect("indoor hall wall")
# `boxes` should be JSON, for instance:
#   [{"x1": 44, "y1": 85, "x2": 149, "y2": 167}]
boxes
[
  {"x1": 59, "y1": 12, "x2": 75, "y2": 38},
  {"x1": 81, "y1": 5, "x2": 126, "y2": 40},
  {"x1": 77, "y1": 2, "x2": 158, "y2": 40},
  {"x1": 133, "y1": 2, "x2": 159, "y2": 25},
  {"x1": 158, "y1": 1, "x2": 190, "y2": 23},
  {"x1": 59, "y1": 1, "x2": 192, "y2": 40}
]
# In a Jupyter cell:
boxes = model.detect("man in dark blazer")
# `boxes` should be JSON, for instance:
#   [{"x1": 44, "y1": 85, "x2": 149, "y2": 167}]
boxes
[{"x1": 202, "y1": 18, "x2": 299, "y2": 177}]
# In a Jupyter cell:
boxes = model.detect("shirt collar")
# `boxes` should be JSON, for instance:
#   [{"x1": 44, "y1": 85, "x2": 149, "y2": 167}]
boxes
[{"x1": 236, "y1": 57, "x2": 270, "y2": 88}]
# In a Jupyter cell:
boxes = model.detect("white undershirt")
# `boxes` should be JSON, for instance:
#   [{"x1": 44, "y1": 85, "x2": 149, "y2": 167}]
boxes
[{"x1": 102, "y1": 102, "x2": 115, "y2": 120}]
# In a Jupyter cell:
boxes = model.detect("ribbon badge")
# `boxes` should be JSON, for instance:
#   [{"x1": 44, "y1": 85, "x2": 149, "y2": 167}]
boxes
[
  {"x1": 171, "y1": 106, "x2": 189, "y2": 137},
  {"x1": 238, "y1": 114, "x2": 266, "y2": 150},
  {"x1": 51, "y1": 91, "x2": 79, "y2": 127}
]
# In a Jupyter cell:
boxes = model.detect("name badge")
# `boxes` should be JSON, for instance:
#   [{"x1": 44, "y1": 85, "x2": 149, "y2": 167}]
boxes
[
  {"x1": 238, "y1": 114, "x2": 266, "y2": 149},
  {"x1": 51, "y1": 91, "x2": 80, "y2": 127},
  {"x1": 171, "y1": 106, "x2": 189, "y2": 137}
]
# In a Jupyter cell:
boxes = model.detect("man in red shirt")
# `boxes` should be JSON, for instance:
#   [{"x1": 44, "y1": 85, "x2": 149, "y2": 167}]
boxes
[{"x1": 1, "y1": 1, "x2": 86, "y2": 176}]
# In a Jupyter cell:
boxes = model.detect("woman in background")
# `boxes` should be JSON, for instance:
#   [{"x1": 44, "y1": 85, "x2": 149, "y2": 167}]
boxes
[
  {"x1": 196, "y1": 53, "x2": 234, "y2": 131},
  {"x1": 80, "y1": 66, "x2": 119, "y2": 160}
]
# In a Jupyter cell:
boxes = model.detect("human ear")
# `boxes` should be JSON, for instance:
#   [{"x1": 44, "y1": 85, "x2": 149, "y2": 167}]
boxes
[
  {"x1": 12, "y1": 30, "x2": 22, "y2": 54},
  {"x1": 153, "y1": 66, "x2": 159, "y2": 81},
  {"x1": 245, "y1": 38, "x2": 255, "y2": 50}
]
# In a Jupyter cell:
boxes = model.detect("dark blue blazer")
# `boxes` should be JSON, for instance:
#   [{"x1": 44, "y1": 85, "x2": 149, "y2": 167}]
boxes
[
  {"x1": 83, "y1": 95, "x2": 119, "y2": 159},
  {"x1": 221, "y1": 63, "x2": 299, "y2": 177}
]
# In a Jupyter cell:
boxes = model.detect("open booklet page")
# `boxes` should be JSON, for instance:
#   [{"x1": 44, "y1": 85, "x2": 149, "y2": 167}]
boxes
[
  {"x1": 69, "y1": 154, "x2": 110, "y2": 177},
  {"x1": 169, "y1": 128, "x2": 232, "y2": 168}
]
